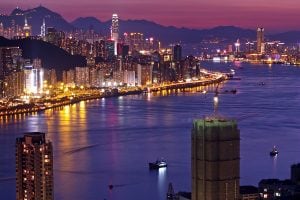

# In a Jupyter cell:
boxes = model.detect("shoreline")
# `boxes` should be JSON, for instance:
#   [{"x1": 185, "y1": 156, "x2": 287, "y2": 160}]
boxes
[{"x1": 0, "y1": 74, "x2": 227, "y2": 118}]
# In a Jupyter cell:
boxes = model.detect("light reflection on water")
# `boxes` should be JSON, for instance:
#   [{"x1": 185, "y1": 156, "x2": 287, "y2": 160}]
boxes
[
  {"x1": 1, "y1": 62, "x2": 300, "y2": 200},
  {"x1": 158, "y1": 168, "x2": 167, "y2": 199},
  {"x1": 272, "y1": 155, "x2": 278, "y2": 177}
]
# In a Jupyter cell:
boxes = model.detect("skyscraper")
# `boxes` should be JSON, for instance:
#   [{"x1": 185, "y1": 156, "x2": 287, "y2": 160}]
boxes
[
  {"x1": 41, "y1": 18, "x2": 46, "y2": 38},
  {"x1": 23, "y1": 16, "x2": 32, "y2": 37},
  {"x1": 23, "y1": 63, "x2": 44, "y2": 95},
  {"x1": 257, "y1": 28, "x2": 264, "y2": 54},
  {"x1": 105, "y1": 39, "x2": 115, "y2": 61},
  {"x1": 192, "y1": 118, "x2": 240, "y2": 200},
  {"x1": 0, "y1": 47, "x2": 22, "y2": 97},
  {"x1": 291, "y1": 163, "x2": 300, "y2": 185},
  {"x1": 127, "y1": 32, "x2": 144, "y2": 52},
  {"x1": 173, "y1": 44, "x2": 182, "y2": 62},
  {"x1": 16, "y1": 132, "x2": 53, "y2": 200},
  {"x1": 235, "y1": 39, "x2": 240, "y2": 54},
  {"x1": 111, "y1": 14, "x2": 119, "y2": 56}
]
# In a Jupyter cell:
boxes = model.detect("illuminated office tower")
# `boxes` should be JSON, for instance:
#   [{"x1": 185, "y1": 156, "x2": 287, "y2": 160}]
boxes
[
  {"x1": 106, "y1": 40, "x2": 115, "y2": 60},
  {"x1": 128, "y1": 32, "x2": 144, "y2": 52},
  {"x1": 257, "y1": 28, "x2": 264, "y2": 54},
  {"x1": 23, "y1": 63, "x2": 44, "y2": 95},
  {"x1": 111, "y1": 14, "x2": 119, "y2": 56},
  {"x1": 41, "y1": 18, "x2": 46, "y2": 38},
  {"x1": 235, "y1": 39, "x2": 241, "y2": 54},
  {"x1": 23, "y1": 16, "x2": 32, "y2": 37},
  {"x1": 16, "y1": 132, "x2": 53, "y2": 200},
  {"x1": 192, "y1": 118, "x2": 240, "y2": 200}
]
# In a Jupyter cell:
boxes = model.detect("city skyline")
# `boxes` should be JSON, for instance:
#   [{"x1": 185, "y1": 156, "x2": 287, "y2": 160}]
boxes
[
  {"x1": 1, "y1": 2, "x2": 300, "y2": 199},
  {"x1": 1, "y1": 0, "x2": 300, "y2": 32}
]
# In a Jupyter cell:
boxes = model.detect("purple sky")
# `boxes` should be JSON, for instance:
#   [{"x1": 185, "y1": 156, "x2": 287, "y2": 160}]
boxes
[{"x1": 1, "y1": 0, "x2": 300, "y2": 31}]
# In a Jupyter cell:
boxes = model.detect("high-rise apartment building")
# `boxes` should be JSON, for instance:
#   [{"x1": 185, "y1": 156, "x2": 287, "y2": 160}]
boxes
[
  {"x1": 0, "y1": 47, "x2": 22, "y2": 97},
  {"x1": 123, "y1": 70, "x2": 135, "y2": 86},
  {"x1": 192, "y1": 118, "x2": 240, "y2": 200},
  {"x1": 75, "y1": 67, "x2": 90, "y2": 87},
  {"x1": 257, "y1": 28, "x2": 264, "y2": 54},
  {"x1": 137, "y1": 64, "x2": 153, "y2": 86},
  {"x1": 4, "y1": 71, "x2": 25, "y2": 97},
  {"x1": 127, "y1": 32, "x2": 144, "y2": 52},
  {"x1": 0, "y1": 47, "x2": 23, "y2": 77},
  {"x1": 16, "y1": 132, "x2": 53, "y2": 200}
]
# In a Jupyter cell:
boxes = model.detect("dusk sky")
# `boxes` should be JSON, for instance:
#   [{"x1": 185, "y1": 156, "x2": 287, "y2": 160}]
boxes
[{"x1": 1, "y1": 0, "x2": 300, "y2": 32}]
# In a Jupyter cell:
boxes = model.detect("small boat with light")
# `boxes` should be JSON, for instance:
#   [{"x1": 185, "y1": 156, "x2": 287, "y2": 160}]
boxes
[
  {"x1": 270, "y1": 146, "x2": 279, "y2": 156},
  {"x1": 149, "y1": 159, "x2": 167, "y2": 169}
]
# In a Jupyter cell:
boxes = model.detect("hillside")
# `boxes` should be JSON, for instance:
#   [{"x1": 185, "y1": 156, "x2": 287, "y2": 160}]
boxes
[{"x1": 0, "y1": 36, "x2": 86, "y2": 73}]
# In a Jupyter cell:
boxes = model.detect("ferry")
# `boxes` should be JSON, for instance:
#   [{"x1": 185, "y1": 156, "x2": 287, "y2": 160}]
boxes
[{"x1": 149, "y1": 159, "x2": 167, "y2": 169}]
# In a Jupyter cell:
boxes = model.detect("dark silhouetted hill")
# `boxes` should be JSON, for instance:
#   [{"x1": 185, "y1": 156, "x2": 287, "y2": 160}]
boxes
[{"x1": 0, "y1": 36, "x2": 86, "y2": 73}]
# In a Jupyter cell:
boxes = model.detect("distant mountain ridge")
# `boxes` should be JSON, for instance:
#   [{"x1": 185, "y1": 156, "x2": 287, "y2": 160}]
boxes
[
  {"x1": 0, "y1": 6, "x2": 300, "y2": 44},
  {"x1": 0, "y1": 6, "x2": 74, "y2": 34}
]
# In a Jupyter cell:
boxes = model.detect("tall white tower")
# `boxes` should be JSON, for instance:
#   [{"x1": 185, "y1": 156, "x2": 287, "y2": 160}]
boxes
[
  {"x1": 41, "y1": 18, "x2": 46, "y2": 38},
  {"x1": 111, "y1": 14, "x2": 119, "y2": 56},
  {"x1": 235, "y1": 39, "x2": 240, "y2": 53}
]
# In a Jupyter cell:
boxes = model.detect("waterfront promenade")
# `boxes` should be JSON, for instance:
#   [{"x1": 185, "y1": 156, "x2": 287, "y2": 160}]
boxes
[{"x1": 0, "y1": 71, "x2": 227, "y2": 117}]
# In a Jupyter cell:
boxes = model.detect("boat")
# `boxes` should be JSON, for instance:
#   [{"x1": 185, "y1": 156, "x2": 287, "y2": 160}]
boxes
[
  {"x1": 230, "y1": 89, "x2": 237, "y2": 94},
  {"x1": 149, "y1": 159, "x2": 167, "y2": 169},
  {"x1": 270, "y1": 146, "x2": 279, "y2": 156},
  {"x1": 223, "y1": 89, "x2": 237, "y2": 94}
]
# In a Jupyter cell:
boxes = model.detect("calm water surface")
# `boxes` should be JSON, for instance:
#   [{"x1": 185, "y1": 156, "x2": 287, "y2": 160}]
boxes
[{"x1": 1, "y1": 62, "x2": 300, "y2": 199}]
